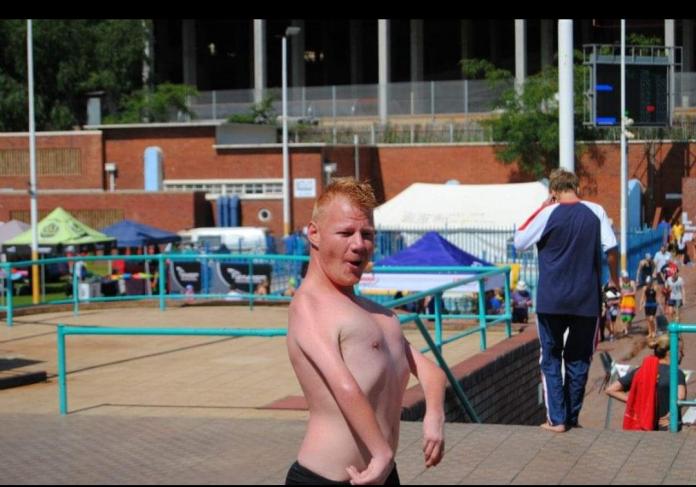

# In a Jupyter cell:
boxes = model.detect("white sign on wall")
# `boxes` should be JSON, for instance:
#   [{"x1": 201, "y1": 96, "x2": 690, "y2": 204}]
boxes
[{"x1": 294, "y1": 178, "x2": 317, "y2": 198}]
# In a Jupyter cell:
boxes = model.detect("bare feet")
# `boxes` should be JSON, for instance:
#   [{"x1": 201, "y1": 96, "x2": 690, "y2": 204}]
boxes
[{"x1": 540, "y1": 422, "x2": 567, "y2": 433}]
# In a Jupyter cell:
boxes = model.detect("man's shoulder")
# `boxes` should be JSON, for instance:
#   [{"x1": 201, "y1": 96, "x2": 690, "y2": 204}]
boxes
[
  {"x1": 356, "y1": 295, "x2": 396, "y2": 317},
  {"x1": 287, "y1": 289, "x2": 324, "y2": 330},
  {"x1": 578, "y1": 200, "x2": 609, "y2": 217},
  {"x1": 289, "y1": 288, "x2": 382, "y2": 333}
]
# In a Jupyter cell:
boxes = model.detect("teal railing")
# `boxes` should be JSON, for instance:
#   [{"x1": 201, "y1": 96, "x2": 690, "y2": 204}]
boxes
[
  {"x1": 55, "y1": 264, "x2": 511, "y2": 421},
  {"x1": 374, "y1": 265, "x2": 512, "y2": 353},
  {"x1": 1, "y1": 253, "x2": 309, "y2": 325},
  {"x1": 669, "y1": 322, "x2": 696, "y2": 432},
  {"x1": 56, "y1": 325, "x2": 287, "y2": 415}
]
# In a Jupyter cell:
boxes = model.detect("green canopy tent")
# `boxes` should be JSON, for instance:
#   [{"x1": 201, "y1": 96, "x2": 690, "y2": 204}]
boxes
[
  {"x1": 5, "y1": 207, "x2": 116, "y2": 249},
  {"x1": 3, "y1": 208, "x2": 116, "y2": 298}
]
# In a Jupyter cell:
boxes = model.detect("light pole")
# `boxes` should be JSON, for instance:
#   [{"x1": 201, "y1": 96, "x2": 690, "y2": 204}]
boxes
[
  {"x1": 558, "y1": 19, "x2": 574, "y2": 172},
  {"x1": 27, "y1": 19, "x2": 40, "y2": 304},
  {"x1": 282, "y1": 26, "x2": 300, "y2": 237},
  {"x1": 620, "y1": 19, "x2": 627, "y2": 274}
]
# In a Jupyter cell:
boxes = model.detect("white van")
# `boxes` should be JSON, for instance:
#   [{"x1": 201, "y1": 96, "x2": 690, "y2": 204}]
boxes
[{"x1": 178, "y1": 227, "x2": 270, "y2": 254}]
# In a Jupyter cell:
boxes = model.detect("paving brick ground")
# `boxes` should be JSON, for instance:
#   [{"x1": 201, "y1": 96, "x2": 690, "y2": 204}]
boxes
[{"x1": 0, "y1": 414, "x2": 694, "y2": 485}]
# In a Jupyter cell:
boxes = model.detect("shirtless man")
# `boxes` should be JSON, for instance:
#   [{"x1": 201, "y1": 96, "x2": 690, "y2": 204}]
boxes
[{"x1": 285, "y1": 178, "x2": 446, "y2": 485}]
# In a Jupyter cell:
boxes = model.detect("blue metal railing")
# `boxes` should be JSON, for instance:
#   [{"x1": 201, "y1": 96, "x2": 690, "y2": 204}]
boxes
[
  {"x1": 1, "y1": 253, "x2": 309, "y2": 326},
  {"x1": 56, "y1": 325, "x2": 287, "y2": 415},
  {"x1": 669, "y1": 322, "x2": 696, "y2": 432},
  {"x1": 376, "y1": 225, "x2": 666, "y2": 305},
  {"x1": 370, "y1": 265, "x2": 512, "y2": 353},
  {"x1": 54, "y1": 264, "x2": 511, "y2": 420}
]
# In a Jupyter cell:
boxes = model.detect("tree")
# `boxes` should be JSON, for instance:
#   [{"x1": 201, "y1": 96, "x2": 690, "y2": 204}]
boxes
[
  {"x1": 227, "y1": 95, "x2": 278, "y2": 125},
  {"x1": 467, "y1": 54, "x2": 599, "y2": 178},
  {"x1": 0, "y1": 19, "x2": 151, "y2": 131},
  {"x1": 107, "y1": 83, "x2": 198, "y2": 123}
]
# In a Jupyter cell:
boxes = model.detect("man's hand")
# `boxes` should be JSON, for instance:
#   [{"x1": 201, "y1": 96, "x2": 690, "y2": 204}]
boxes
[
  {"x1": 541, "y1": 194, "x2": 557, "y2": 208},
  {"x1": 422, "y1": 411, "x2": 445, "y2": 468},
  {"x1": 658, "y1": 412, "x2": 671, "y2": 429},
  {"x1": 346, "y1": 452, "x2": 394, "y2": 485}
]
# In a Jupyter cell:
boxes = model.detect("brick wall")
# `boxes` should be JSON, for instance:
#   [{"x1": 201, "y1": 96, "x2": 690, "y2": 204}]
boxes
[
  {"x1": 3, "y1": 127, "x2": 696, "y2": 234},
  {"x1": 682, "y1": 178, "x2": 696, "y2": 225},
  {"x1": 0, "y1": 131, "x2": 103, "y2": 190},
  {"x1": 0, "y1": 191, "x2": 210, "y2": 232},
  {"x1": 401, "y1": 328, "x2": 545, "y2": 426},
  {"x1": 372, "y1": 141, "x2": 696, "y2": 228},
  {"x1": 103, "y1": 127, "x2": 329, "y2": 235}
]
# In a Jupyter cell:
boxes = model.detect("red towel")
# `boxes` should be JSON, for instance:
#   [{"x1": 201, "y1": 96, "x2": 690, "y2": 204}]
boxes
[{"x1": 623, "y1": 355, "x2": 659, "y2": 431}]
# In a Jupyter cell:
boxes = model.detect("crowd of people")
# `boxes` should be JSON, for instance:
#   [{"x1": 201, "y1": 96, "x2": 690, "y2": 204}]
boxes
[{"x1": 601, "y1": 238, "x2": 689, "y2": 343}]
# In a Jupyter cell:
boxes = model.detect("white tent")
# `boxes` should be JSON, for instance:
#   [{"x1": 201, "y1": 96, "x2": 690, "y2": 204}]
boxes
[
  {"x1": 374, "y1": 181, "x2": 548, "y2": 264},
  {"x1": 0, "y1": 220, "x2": 30, "y2": 246},
  {"x1": 374, "y1": 181, "x2": 550, "y2": 230}
]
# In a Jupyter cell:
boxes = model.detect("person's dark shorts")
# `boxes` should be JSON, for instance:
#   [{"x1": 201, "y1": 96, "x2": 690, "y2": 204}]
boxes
[
  {"x1": 285, "y1": 461, "x2": 400, "y2": 485},
  {"x1": 512, "y1": 307, "x2": 529, "y2": 323},
  {"x1": 644, "y1": 305, "x2": 657, "y2": 316}
]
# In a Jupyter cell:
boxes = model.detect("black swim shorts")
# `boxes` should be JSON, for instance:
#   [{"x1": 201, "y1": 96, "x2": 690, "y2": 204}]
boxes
[{"x1": 285, "y1": 461, "x2": 400, "y2": 485}]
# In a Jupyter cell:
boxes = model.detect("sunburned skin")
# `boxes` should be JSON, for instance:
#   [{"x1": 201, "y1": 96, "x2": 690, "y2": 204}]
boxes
[
  {"x1": 286, "y1": 193, "x2": 446, "y2": 484},
  {"x1": 288, "y1": 293, "x2": 410, "y2": 480}
]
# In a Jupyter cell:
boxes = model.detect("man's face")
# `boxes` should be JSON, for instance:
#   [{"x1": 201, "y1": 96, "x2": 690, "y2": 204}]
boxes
[{"x1": 309, "y1": 195, "x2": 375, "y2": 289}]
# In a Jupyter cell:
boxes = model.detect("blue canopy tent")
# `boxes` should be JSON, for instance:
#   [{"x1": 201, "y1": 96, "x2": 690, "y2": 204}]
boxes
[
  {"x1": 100, "y1": 220, "x2": 181, "y2": 249},
  {"x1": 375, "y1": 231, "x2": 493, "y2": 267},
  {"x1": 100, "y1": 220, "x2": 182, "y2": 291},
  {"x1": 359, "y1": 231, "x2": 505, "y2": 294}
]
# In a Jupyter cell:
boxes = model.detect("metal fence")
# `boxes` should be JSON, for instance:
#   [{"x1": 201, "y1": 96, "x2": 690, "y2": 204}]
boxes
[
  {"x1": 189, "y1": 79, "x2": 511, "y2": 122},
  {"x1": 54, "y1": 265, "x2": 512, "y2": 419},
  {"x1": 0, "y1": 254, "x2": 309, "y2": 326},
  {"x1": 190, "y1": 73, "x2": 696, "y2": 122},
  {"x1": 676, "y1": 72, "x2": 696, "y2": 108},
  {"x1": 290, "y1": 121, "x2": 492, "y2": 145},
  {"x1": 0, "y1": 226, "x2": 671, "y2": 327},
  {"x1": 668, "y1": 323, "x2": 696, "y2": 432},
  {"x1": 374, "y1": 226, "x2": 536, "y2": 315},
  {"x1": 185, "y1": 74, "x2": 696, "y2": 144},
  {"x1": 375, "y1": 224, "x2": 668, "y2": 310}
]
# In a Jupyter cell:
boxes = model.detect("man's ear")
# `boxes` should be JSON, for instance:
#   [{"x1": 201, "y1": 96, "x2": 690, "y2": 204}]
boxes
[{"x1": 307, "y1": 220, "x2": 320, "y2": 248}]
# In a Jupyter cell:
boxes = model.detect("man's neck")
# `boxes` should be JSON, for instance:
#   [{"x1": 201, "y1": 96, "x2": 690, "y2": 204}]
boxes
[
  {"x1": 305, "y1": 257, "x2": 358, "y2": 298},
  {"x1": 556, "y1": 191, "x2": 580, "y2": 203}
]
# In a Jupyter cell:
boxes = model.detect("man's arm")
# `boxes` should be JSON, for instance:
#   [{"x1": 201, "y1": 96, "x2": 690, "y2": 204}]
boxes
[
  {"x1": 513, "y1": 201, "x2": 555, "y2": 251},
  {"x1": 405, "y1": 339, "x2": 446, "y2": 468},
  {"x1": 291, "y1": 307, "x2": 393, "y2": 484},
  {"x1": 605, "y1": 380, "x2": 628, "y2": 403},
  {"x1": 658, "y1": 384, "x2": 687, "y2": 428}
]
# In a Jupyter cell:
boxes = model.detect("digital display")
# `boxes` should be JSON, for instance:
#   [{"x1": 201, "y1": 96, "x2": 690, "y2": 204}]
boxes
[{"x1": 595, "y1": 64, "x2": 669, "y2": 126}]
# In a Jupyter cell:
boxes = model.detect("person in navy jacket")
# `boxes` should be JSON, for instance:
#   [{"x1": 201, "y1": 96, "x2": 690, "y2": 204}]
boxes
[{"x1": 515, "y1": 169, "x2": 619, "y2": 432}]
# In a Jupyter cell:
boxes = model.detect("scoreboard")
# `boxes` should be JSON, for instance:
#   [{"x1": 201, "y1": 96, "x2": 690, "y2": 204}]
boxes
[{"x1": 594, "y1": 64, "x2": 669, "y2": 127}]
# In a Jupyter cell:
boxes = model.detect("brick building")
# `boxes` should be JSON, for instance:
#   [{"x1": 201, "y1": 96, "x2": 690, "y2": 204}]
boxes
[{"x1": 1, "y1": 125, "x2": 695, "y2": 235}]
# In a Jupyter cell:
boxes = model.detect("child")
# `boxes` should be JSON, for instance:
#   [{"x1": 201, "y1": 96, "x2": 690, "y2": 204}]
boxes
[
  {"x1": 511, "y1": 280, "x2": 533, "y2": 323},
  {"x1": 640, "y1": 277, "x2": 659, "y2": 339},
  {"x1": 602, "y1": 282, "x2": 620, "y2": 341},
  {"x1": 619, "y1": 271, "x2": 637, "y2": 337}
]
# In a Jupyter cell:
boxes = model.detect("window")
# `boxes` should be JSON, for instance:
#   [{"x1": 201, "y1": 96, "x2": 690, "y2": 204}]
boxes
[
  {"x1": 163, "y1": 179, "x2": 283, "y2": 199},
  {"x1": 258, "y1": 208, "x2": 272, "y2": 222}
]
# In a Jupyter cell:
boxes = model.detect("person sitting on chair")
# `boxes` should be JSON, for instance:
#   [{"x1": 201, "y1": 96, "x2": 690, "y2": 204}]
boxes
[{"x1": 605, "y1": 335, "x2": 687, "y2": 431}]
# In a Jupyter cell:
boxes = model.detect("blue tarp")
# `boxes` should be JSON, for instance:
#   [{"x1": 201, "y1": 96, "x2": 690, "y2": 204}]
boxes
[
  {"x1": 100, "y1": 220, "x2": 181, "y2": 248},
  {"x1": 375, "y1": 231, "x2": 494, "y2": 267}
]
